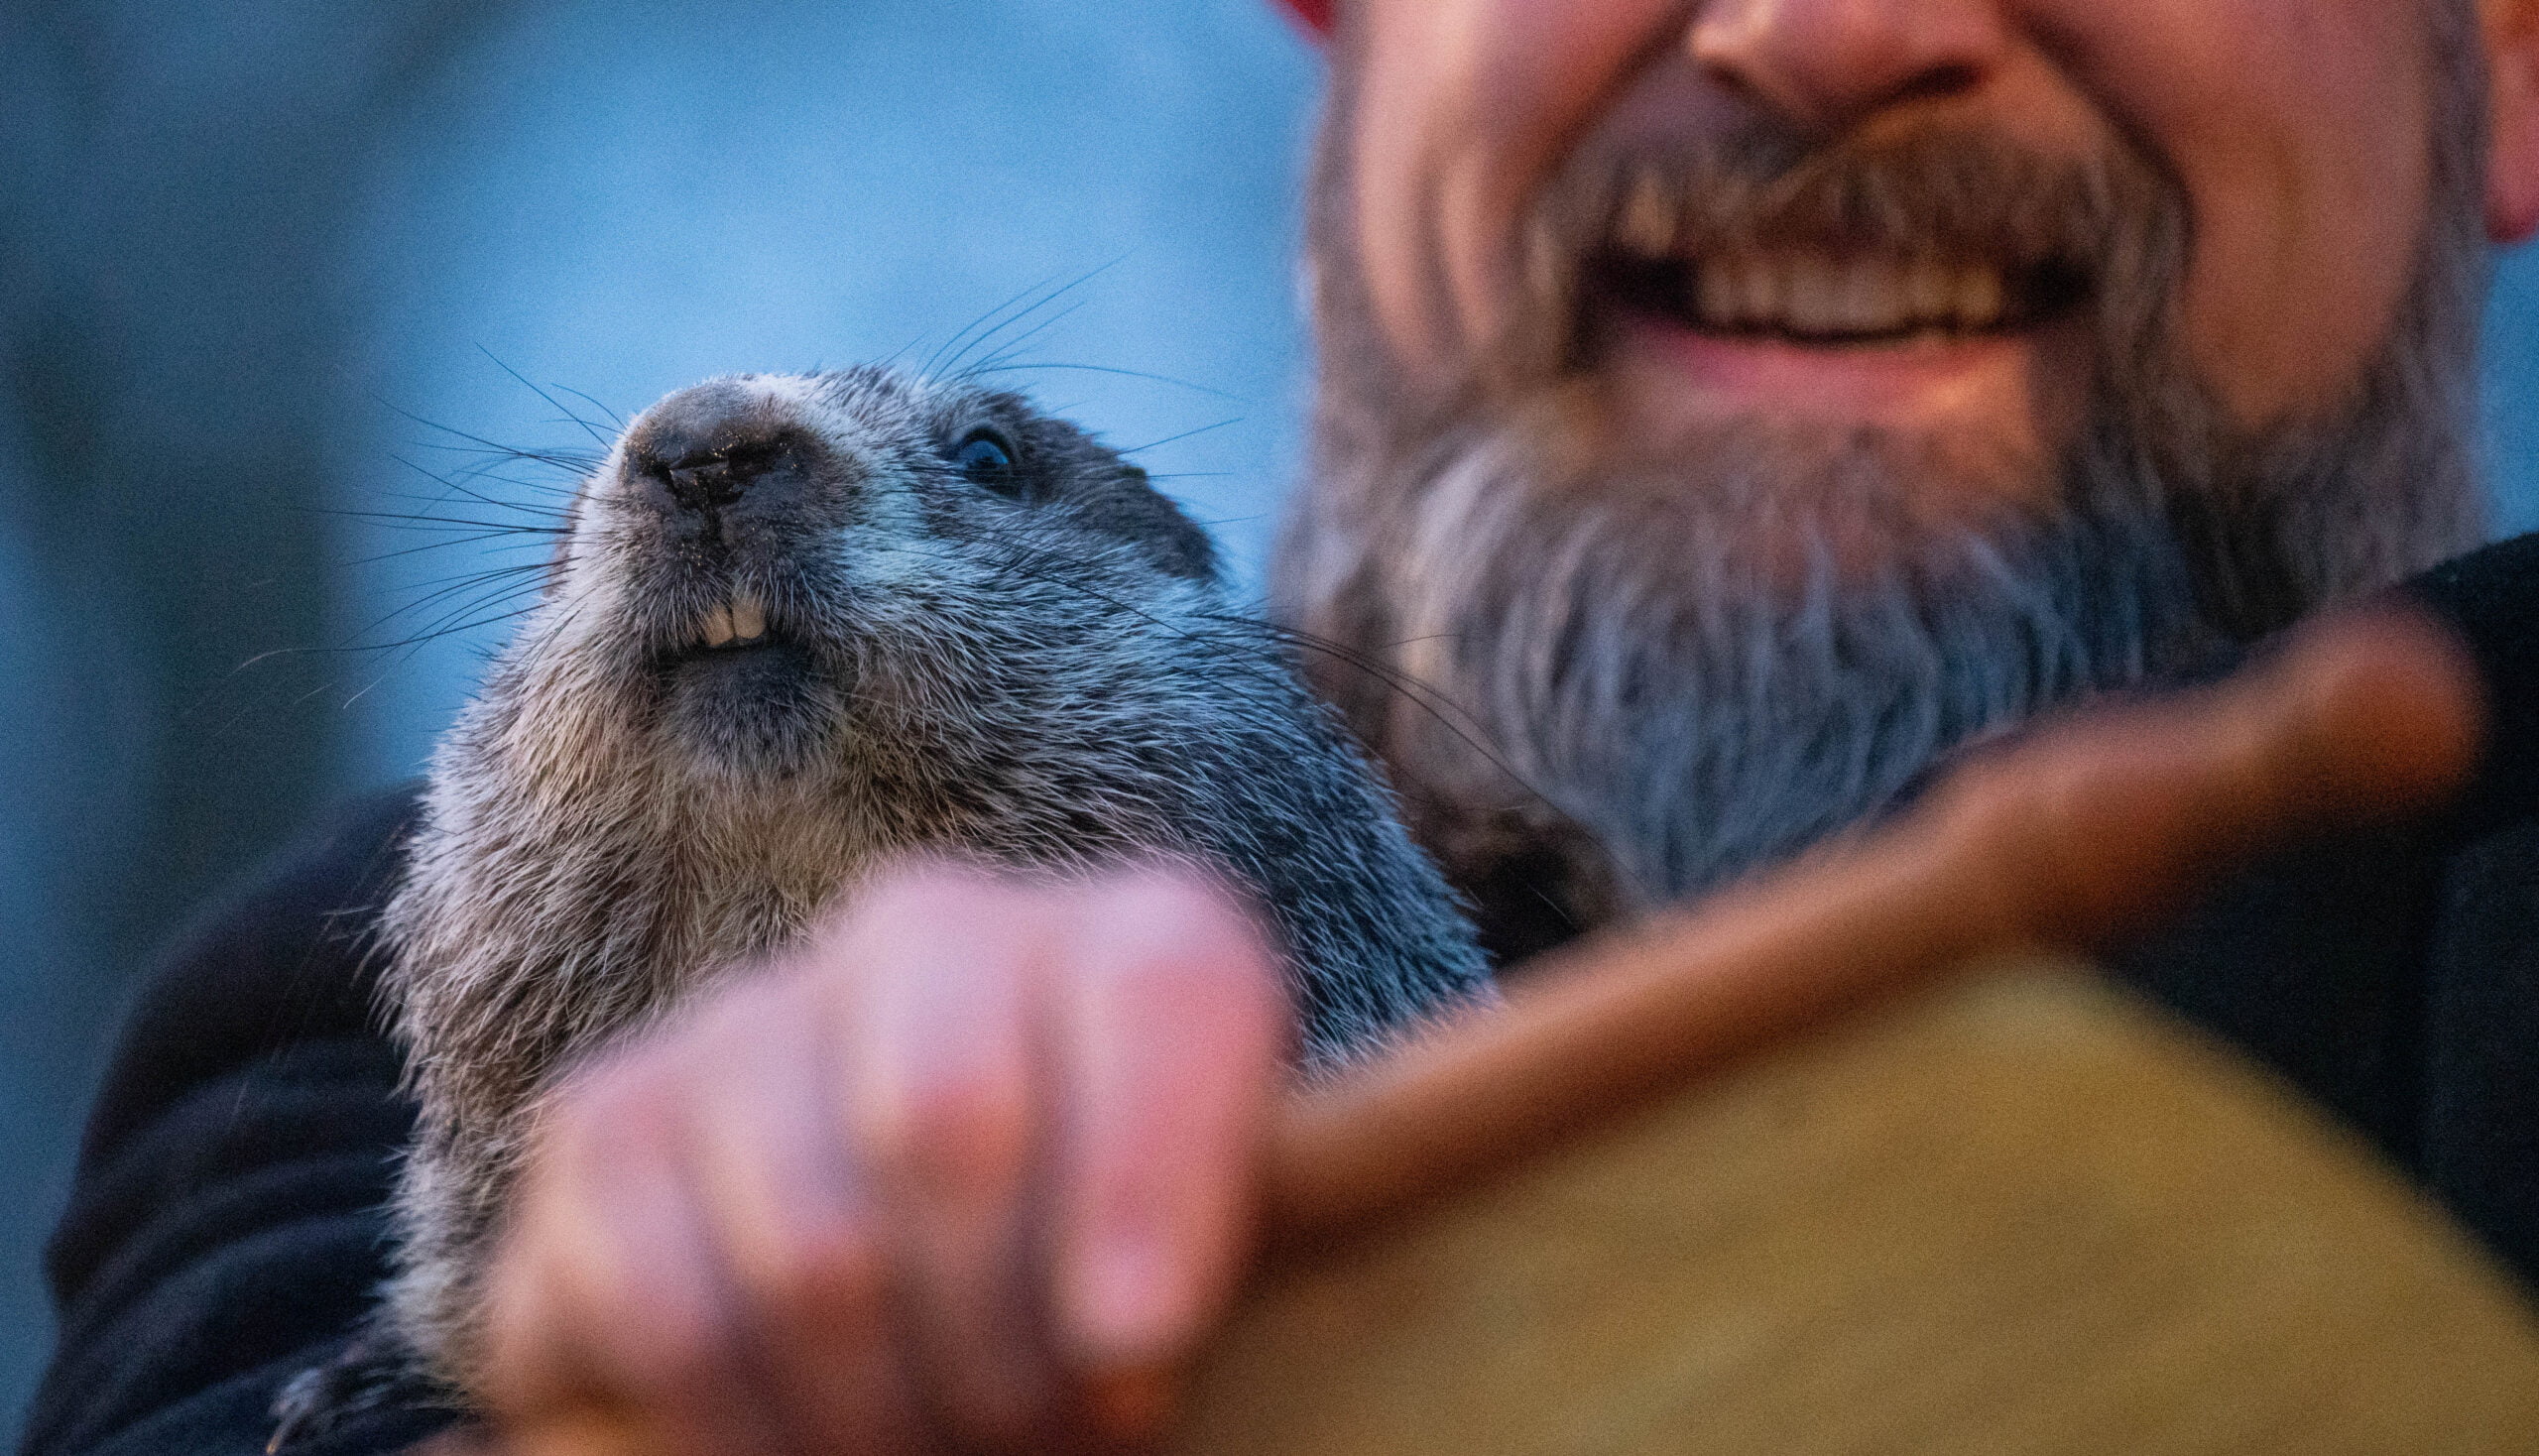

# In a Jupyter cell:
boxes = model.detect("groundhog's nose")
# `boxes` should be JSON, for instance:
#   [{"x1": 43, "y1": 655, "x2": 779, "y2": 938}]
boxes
[
  {"x1": 634, "y1": 435, "x2": 799, "y2": 515},
  {"x1": 626, "y1": 386, "x2": 816, "y2": 519},
  {"x1": 661, "y1": 447, "x2": 757, "y2": 512}
]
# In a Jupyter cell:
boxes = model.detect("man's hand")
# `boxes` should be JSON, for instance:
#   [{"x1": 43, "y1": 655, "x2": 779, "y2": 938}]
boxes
[{"x1": 469, "y1": 861, "x2": 1288, "y2": 1455}]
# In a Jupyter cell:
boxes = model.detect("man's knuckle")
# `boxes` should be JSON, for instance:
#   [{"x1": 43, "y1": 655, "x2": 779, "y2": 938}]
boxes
[
  {"x1": 612, "y1": 1297, "x2": 749, "y2": 1397},
  {"x1": 884, "y1": 1075, "x2": 1033, "y2": 1201},
  {"x1": 752, "y1": 1223, "x2": 891, "y2": 1337}
]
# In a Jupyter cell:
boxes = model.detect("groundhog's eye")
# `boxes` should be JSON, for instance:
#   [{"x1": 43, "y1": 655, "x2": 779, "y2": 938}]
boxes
[{"x1": 950, "y1": 427, "x2": 1022, "y2": 495}]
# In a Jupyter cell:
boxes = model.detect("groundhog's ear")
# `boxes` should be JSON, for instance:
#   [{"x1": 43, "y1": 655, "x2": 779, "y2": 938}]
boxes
[
  {"x1": 2486, "y1": 0, "x2": 2539, "y2": 242},
  {"x1": 1122, "y1": 463, "x2": 1224, "y2": 583}
]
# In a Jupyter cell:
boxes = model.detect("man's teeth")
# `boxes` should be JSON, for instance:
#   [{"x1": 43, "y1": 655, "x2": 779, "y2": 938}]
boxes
[
  {"x1": 1678, "y1": 253, "x2": 2011, "y2": 337},
  {"x1": 1619, "y1": 173, "x2": 1679, "y2": 261},
  {"x1": 697, "y1": 593, "x2": 767, "y2": 649}
]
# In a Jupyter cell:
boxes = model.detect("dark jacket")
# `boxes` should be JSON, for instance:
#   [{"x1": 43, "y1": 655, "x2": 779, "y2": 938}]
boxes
[{"x1": 24, "y1": 533, "x2": 2539, "y2": 1456}]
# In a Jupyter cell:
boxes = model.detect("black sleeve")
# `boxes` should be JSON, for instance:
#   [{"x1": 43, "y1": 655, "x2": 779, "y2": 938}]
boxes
[
  {"x1": 2404, "y1": 532, "x2": 2539, "y2": 1286},
  {"x1": 2419, "y1": 818, "x2": 2539, "y2": 1287},
  {"x1": 2109, "y1": 533, "x2": 2539, "y2": 1290},
  {"x1": 17, "y1": 788, "x2": 455, "y2": 1456}
]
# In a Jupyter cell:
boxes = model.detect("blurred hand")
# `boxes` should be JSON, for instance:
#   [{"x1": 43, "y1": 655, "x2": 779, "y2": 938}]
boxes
[{"x1": 465, "y1": 860, "x2": 1289, "y2": 1456}]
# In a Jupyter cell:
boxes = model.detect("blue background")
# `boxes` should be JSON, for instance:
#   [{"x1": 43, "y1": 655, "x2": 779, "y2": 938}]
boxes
[{"x1": 1, "y1": 0, "x2": 2533, "y2": 1429}]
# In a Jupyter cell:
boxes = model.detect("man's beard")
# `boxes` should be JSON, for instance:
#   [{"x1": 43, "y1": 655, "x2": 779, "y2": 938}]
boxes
[{"x1": 1275, "y1": 12, "x2": 2491, "y2": 935}]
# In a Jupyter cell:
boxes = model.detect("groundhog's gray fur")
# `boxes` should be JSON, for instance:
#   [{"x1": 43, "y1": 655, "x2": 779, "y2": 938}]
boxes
[{"x1": 375, "y1": 367, "x2": 1491, "y2": 1394}]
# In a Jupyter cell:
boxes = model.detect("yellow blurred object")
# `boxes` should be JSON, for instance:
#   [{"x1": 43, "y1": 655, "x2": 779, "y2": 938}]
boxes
[{"x1": 1177, "y1": 961, "x2": 2539, "y2": 1455}]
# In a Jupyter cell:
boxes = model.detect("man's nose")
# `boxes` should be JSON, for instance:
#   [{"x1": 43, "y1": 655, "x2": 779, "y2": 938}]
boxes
[{"x1": 1689, "y1": 0, "x2": 2011, "y2": 133}]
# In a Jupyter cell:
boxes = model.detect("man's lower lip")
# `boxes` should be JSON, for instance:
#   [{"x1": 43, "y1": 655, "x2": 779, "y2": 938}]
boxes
[{"x1": 1614, "y1": 311, "x2": 2038, "y2": 421}]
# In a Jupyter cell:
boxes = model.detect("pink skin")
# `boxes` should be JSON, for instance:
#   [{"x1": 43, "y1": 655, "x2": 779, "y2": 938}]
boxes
[
  {"x1": 467, "y1": 4, "x2": 2539, "y2": 1452},
  {"x1": 1349, "y1": 0, "x2": 2539, "y2": 502},
  {"x1": 477, "y1": 865, "x2": 1284, "y2": 1454}
]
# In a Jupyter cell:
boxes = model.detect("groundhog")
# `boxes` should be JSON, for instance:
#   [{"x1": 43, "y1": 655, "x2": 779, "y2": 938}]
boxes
[{"x1": 338, "y1": 366, "x2": 1491, "y2": 1418}]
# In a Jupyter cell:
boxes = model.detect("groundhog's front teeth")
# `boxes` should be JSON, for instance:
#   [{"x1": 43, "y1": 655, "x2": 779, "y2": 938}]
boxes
[
  {"x1": 699, "y1": 603, "x2": 736, "y2": 648},
  {"x1": 695, "y1": 593, "x2": 767, "y2": 650}
]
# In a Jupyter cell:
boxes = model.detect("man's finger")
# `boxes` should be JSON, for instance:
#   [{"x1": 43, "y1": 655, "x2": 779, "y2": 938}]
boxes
[
  {"x1": 676, "y1": 972, "x2": 931, "y2": 1452},
  {"x1": 839, "y1": 866, "x2": 1063, "y2": 1444},
  {"x1": 483, "y1": 1061, "x2": 792, "y2": 1456},
  {"x1": 1048, "y1": 870, "x2": 1288, "y2": 1439}
]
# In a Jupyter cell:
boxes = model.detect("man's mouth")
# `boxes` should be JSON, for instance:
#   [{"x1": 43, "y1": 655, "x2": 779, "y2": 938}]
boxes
[
  {"x1": 1598, "y1": 247, "x2": 2085, "y2": 345},
  {"x1": 1576, "y1": 193, "x2": 2099, "y2": 440},
  {"x1": 1574, "y1": 146, "x2": 2102, "y2": 354}
]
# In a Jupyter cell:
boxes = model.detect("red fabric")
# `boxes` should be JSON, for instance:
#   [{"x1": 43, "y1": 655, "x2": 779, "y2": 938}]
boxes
[{"x1": 1275, "y1": 0, "x2": 1333, "y2": 40}]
